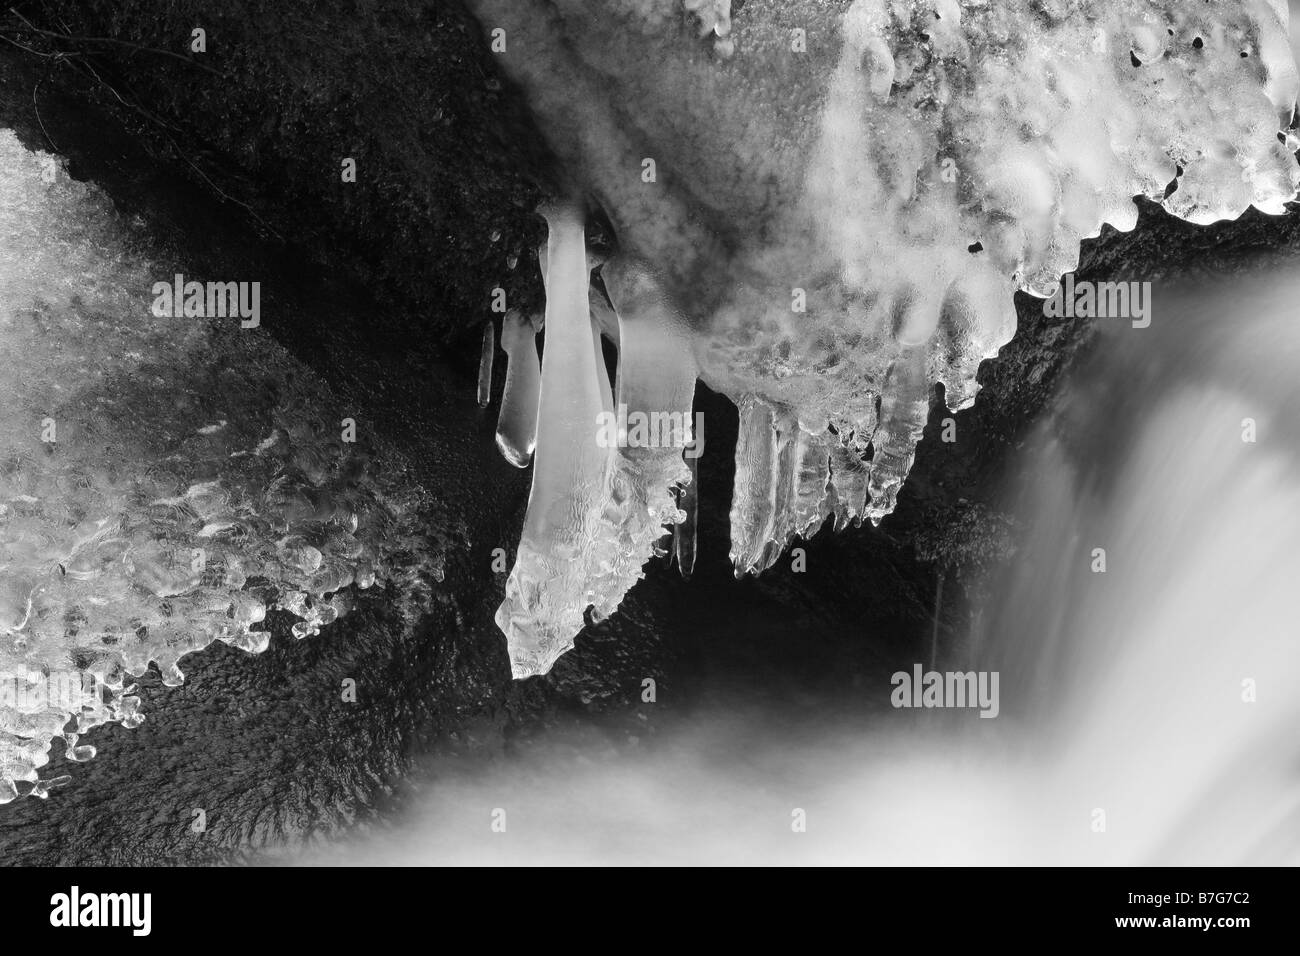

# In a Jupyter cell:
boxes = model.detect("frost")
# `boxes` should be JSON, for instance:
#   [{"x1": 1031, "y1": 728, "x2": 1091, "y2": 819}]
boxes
[
  {"x1": 0, "y1": 130, "x2": 438, "y2": 802},
  {"x1": 471, "y1": 0, "x2": 1299, "y2": 674}
]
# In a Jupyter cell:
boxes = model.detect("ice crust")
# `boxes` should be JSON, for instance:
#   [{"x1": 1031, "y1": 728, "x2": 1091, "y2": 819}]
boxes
[
  {"x1": 0, "y1": 130, "x2": 437, "y2": 801},
  {"x1": 481, "y1": 0, "x2": 1300, "y2": 675}
]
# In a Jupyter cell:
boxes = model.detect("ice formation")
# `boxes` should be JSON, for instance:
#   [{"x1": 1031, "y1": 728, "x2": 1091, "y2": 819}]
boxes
[
  {"x1": 0, "y1": 130, "x2": 438, "y2": 802},
  {"x1": 495, "y1": 310, "x2": 542, "y2": 467},
  {"x1": 474, "y1": 0, "x2": 1300, "y2": 675},
  {"x1": 494, "y1": 203, "x2": 696, "y2": 676},
  {"x1": 477, "y1": 320, "x2": 495, "y2": 407}
]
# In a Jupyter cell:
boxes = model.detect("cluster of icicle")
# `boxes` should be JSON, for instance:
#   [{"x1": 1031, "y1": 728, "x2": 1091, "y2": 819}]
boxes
[
  {"x1": 0, "y1": 130, "x2": 438, "y2": 802},
  {"x1": 482, "y1": 0, "x2": 1300, "y2": 678},
  {"x1": 481, "y1": 203, "x2": 697, "y2": 677},
  {"x1": 707, "y1": 0, "x2": 1300, "y2": 543}
]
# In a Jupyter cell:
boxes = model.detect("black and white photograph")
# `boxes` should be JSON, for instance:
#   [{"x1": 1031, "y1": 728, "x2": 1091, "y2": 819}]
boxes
[{"x1": 0, "y1": 0, "x2": 1294, "y2": 922}]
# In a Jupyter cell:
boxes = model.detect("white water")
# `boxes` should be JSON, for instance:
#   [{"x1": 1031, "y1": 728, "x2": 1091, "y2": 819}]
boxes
[
  {"x1": 305, "y1": 268, "x2": 1300, "y2": 866},
  {"x1": 978, "y1": 272, "x2": 1300, "y2": 865}
]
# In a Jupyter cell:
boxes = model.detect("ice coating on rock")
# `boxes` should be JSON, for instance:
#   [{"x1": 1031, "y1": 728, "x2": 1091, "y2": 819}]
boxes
[
  {"x1": 0, "y1": 130, "x2": 439, "y2": 802},
  {"x1": 495, "y1": 311, "x2": 541, "y2": 467},
  {"x1": 474, "y1": 0, "x2": 1300, "y2": 674}
]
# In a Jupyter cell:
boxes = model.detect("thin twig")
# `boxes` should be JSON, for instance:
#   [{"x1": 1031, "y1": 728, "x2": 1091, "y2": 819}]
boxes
[
  {"x1": 31, "y1": 70, "x2": 57, "y2": 151},
  {"x1": 8, "y1": 7, "x2": 224, "y2": 77},
  {"x1": 0, "y1": 30, "x2": 73, "y2": 58},
  {"x1": 71, "y1": 55, "x2": 183, "y2": 135},
  {"x1": 178, "y1": 152, "x2": 284, "y2": 241},
  {"x1": 5, "y1": 8, "x2": 282, "y2": 239},
  {"x1": 69, "y1": 56, "x2": 278, "y2": 235}
]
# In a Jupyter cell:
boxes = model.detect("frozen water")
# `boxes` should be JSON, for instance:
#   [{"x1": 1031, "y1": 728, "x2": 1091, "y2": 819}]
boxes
[
  {"x1": 0, "y1": 130, "x2": 437, "y2": 802},
  {"x1": 495, "y1": 203, "x2": 616, "y2": 676},
  {"x1": 495, "y1": 310, "x2": 541, "y2": 467},
  {"x1": 496, "y1": 207, "x2": 696, "y2": 676},
  {"x1": 495, "y1": 211, "x2": 700, "y2": 675},
  {"x1": 477, "y1": 320, "x2": 495, "y2": 407},
  {"x1": 476, "y1": 0, "x2": 1300, "y2": 675}
]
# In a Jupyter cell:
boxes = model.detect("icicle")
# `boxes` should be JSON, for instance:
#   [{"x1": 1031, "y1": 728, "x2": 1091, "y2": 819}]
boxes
[
  {"x1": 475, "y1": 0, "x2": 1300, "y2": 588},
  {"x1": 760, "y1": 407, "x2": 802, "y2": 571},
  {"x1": 476, "y1": 320, "x2": 494, "y2": 407},
  {"x1": 592, "y1": 321, "x2": 614, "y2": 417},
  {"x1": 495, "y1": 310, "x2": 540, "y2": 467},
  {"x1": 590, "y1": 285, "x2": 621, "y2": 398},
  {"x1": 495, "y1": 225, "x2": 699, "y2": 675},
  {"x1": 673, "y1": 450, "x2": 699, "y2": 579},
  {"x1": 789, "y1": 427, "x2": 834, "y2": 538},
  {"x1": 590, "y1": 284, "x2": 620, "y2": 345},
  {"x1": 829, "y1": 442, "x2": 870, "y2": 530},
  {"x1": 866, "y1": 347, "x2": 932, "y2": 524},
  {"x1": 591, "y1": 257, "x2": 698, "y2": 618},
  {"x1": 730, "y1": 406, "x2": 837, "y2": 576},
  {"x1": 729, "y1": 395, "x2": 776, "y2": 576},
  {"x1": 495, "y1": 201, "x2": 613, "y2": 677}
]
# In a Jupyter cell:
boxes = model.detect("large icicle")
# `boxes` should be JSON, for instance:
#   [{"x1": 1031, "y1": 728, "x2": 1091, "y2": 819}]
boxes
[
  {"x1": 496, "y1": 202, "x2": 612, "y2": 676},
  {"x1": 495, "y1": 218, "x2": 696, "y2": 676}
]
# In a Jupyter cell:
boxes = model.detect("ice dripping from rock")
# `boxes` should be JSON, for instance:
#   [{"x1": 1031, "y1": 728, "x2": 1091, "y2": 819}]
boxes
[
  {"x1": 495, "y1": 310, "x2": 542, "y2": 468},
  {"x1": 494, "y1": 203, "x2": 696, "y2": 677},
  {"x1": 474, "y1": 0, "x2": 1300, "y2": 676}
]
